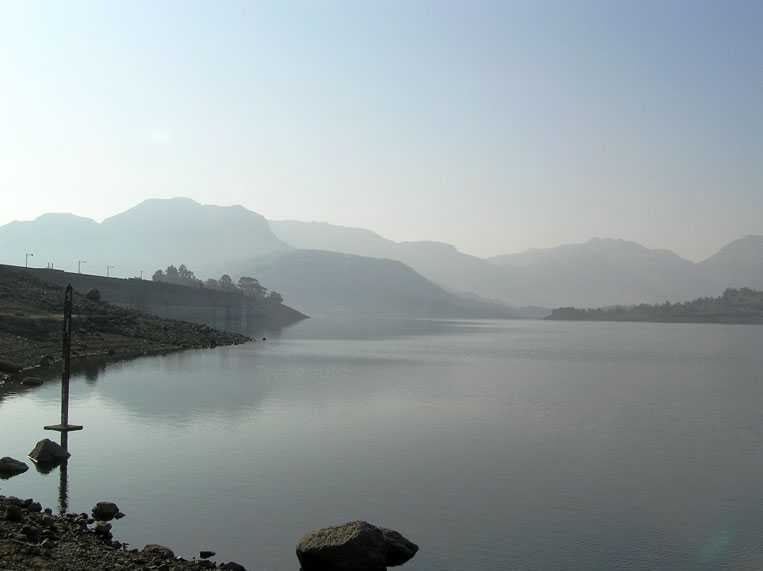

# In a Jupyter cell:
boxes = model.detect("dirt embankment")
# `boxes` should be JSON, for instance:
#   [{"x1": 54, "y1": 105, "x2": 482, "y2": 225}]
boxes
[{"x1": 0, "y1": 269, "x2": 250, "y2": 376}]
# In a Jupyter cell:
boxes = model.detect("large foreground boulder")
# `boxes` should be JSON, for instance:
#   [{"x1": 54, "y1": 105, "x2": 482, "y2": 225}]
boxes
[
  {"x1": 296, "y1": 521, "x2": 418, "y2": 571},
  {"x1": 28, "y1": 439, "x2": 70, "y2": 465},
  {"x1": 0, "y1": 457, "x2": 29, "y2": 478}
]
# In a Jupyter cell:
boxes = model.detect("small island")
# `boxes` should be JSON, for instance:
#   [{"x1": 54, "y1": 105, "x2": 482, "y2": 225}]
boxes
[{"x1": 547, "y1": 288, "x2": 763, "y2": 325}]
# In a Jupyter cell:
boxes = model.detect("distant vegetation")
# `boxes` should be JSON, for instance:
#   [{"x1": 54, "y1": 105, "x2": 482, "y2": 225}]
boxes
[
  {"x1": 152, "y1": 264, "x2": 283, "y2": 304},
  {"x1": 547, "y1": 288, "x2": 763, "y2": 324}
]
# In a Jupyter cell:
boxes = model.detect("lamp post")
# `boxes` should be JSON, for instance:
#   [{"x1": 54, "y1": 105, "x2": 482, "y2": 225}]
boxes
[
  {"x1": 78, "y1": 260, "x2": 86, "y2": 274},
  {"x1": 25, "y1": 252, "x2": 34, "y2": 268}
]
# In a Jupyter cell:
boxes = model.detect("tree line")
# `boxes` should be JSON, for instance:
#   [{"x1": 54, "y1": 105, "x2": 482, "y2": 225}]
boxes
[
  {"x1": 547, "y1": 288, "x2": 763, "y2": 323},
  {"x1": 152, "y1": 264, "x2": 283, "y2": 304}
]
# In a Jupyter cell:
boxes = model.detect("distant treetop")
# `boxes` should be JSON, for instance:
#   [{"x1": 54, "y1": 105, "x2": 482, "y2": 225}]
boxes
[{"x1": 152, "y1": 264, "x2": 284, "y2": 304}]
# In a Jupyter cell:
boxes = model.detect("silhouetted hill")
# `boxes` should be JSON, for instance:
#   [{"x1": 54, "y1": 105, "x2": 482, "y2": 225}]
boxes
[
  {"x1": 697, "y1": 235, "x2": 763, "y2": 290},
  {"x1": 239, "y1": 250, "x2": 516, "y2": 318},
  {"x1": 4, "y1": 199, "x2": 763, "y2": 311},
  {"x1": 270, "y1": 221, "x2": 511, "y2": 302},
  {"x1": 0, "y1": 198, "x2": 289, "y2": 279},
  {"x1": 488, "y1": 238, "x2": 709, "y2": 307},
  {"x1": 271, "y1": 222, "x2": 727, "y2": 307}
]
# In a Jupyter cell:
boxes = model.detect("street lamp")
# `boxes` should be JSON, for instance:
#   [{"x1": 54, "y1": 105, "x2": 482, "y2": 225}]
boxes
[
  {"x1": 25, "y1": 252, "x2": 34, "y2": 268},
  {"x1": 78, "y1": 260, "x2": 87, "y2": 274}
]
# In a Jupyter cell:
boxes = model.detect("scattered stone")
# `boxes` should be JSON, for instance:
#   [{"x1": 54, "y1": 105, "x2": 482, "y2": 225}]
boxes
[
  {"x1": 0, "y1": 359, "x2": 22, "y2": 373},
  {"x1": 28, "y1": 438, "x2": 70, "y2": 465},
  {"x1": 21, "y1": 376, "x2": 43, "y2": 386},
  {"x1": 0, "y1": 456, "x2": 29, "y2": 477},
  {"x1": 92, "y1": 501, "x2": 121, "y2": 522},
  {"x1": 380, "y1": 527, "x2": 419, "y2": 567},
  {"x1": 21, "y1": 524, "x2": 42, "y2": 543},
  {"x1": 220, "y1": 563, "x2": 247, "y2": 571},
  {"x1": 143, "y1": 544, "x2": 175, "y2": 559},
  {"x1": 94, "y1": 522, "x2": 113, "y2": 541},
  {"x1": 296, "y1": 521, "x2": 387, "y2": 571},
  {"x1": 4, "y1": 504, "x2": 23, "y2": 522},
  {"x1": 200, "y1": 550, "x2": 216, "y2": 559}
]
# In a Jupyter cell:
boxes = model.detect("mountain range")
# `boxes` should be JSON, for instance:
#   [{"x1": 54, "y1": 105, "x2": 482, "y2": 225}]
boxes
[
  {"x1": 270, "y1": 219, "x2": 763, "y2": 307},
  {"x1": 1, "y1": 197, "x2": 761, "y2": 313}
]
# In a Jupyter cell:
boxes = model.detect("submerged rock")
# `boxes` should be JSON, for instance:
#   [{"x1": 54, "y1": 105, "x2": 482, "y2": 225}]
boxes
[
  {"x1": 0, "y1": 456, "x2": 29, "y2": 478},
  {"x1": 380, "y1": 527, "x2": 419, "y2": 566},
  {"x1": 28, "y1": 438, "x2": 70, "y2": 465},
  {"x1": 296, "y1": 521, "x2": 419, "y2": 570},
  {"x1": 92, "y1": 501, "x2": 121, "y2": 522},
  {"x1": 296, "y1": 521, "x2": 387, "y2": 571}
]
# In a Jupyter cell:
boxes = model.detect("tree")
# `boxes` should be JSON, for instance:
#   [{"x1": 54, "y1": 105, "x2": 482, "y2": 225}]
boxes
[
  {"x1": 267, "y1": 290, "x2": 283, "y2": 304},
  {"x1": 165, "y1": 265, "x2": 180, "y2": 283},
  {"x1": 238, "y1": 276, "x2": 266, "y2": 298},
  {"x1": 152, "y1": 269, "x2": 165, "y2": 282},
  {"x1": 219, "y1": 274, "x2": 235, "y2": 291},
  {"x1": 178, "y1": 264, "x2": 195, "y2": 282},
  {"x1": 205, "y1": 278, "x2": 219, "y2": 290}
]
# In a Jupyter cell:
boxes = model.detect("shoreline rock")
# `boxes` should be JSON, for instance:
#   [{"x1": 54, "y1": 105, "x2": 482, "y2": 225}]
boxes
[
  {"x1": 92, "y1": 502, "x2": 121, "y2": 522},
  {"x1": 0, "y1": 457, "x2": 29, "y2": 479},
  {"x1": 28, "y1": 439, "x2": 70, "y2": 466},
  {"x1": 296, "y1": 521, "x2": 418, "y2": 571}
]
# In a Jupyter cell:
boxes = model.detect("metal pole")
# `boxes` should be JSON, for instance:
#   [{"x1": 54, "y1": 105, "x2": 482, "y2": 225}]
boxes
[
  {"x1": 25, "y1": 252, "x2": 33, "y2": 268},
  {"x1": 61, "y1": 285, "x2": 72, "y2": 426},
  {"x1": 43, "y1": 284, "x2": 82, "y2": 434}
]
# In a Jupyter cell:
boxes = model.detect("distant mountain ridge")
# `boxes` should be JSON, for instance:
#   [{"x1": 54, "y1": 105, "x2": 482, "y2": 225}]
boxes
[
  {"x1": 270, "y1": 221, "x2": 763, "y2": 308},
  {"x1": 1, "y1": 198, "x2": 761, "y2": 311},
  {"x1": 0, "y1": 198, "x2": 289, "y2": 279},
  {"x1": 0, "y1": 199, "x2": 513, "y2": 318}
]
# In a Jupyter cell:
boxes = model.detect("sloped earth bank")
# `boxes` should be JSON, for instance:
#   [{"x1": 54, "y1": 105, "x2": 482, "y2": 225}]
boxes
[{"x1": 0, "y1": 268, "x2": 250, "y2": 376}]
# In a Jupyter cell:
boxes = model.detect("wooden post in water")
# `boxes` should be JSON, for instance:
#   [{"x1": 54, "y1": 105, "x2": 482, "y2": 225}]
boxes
[{"x1": 44, "y1": 284, "x2": 83, "y2": 434}]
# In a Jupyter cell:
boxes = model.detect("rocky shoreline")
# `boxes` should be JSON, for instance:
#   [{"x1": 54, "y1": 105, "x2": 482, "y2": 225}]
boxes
[
  {"x1": 0, "y1": 494, "x2": 419, "y2": 571},
  {"x1": 0, "y1": 495, "x2": 246, "y2": 570}
]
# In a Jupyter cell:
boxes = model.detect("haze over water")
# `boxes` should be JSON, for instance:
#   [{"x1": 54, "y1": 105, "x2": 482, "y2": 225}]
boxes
[{"x1": 2, "y1": 318, "x2": 762, "y2": 570}]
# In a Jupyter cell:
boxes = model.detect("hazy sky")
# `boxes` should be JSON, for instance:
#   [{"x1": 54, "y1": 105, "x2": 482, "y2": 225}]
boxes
[{"x1": 1, "y1": 0, "x2": 761, "y2": 260}]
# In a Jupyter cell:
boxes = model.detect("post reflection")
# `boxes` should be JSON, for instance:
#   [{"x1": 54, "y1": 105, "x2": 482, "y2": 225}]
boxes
[{"x1": 58, "y1": 431, "x2": 69, "y2": 515}]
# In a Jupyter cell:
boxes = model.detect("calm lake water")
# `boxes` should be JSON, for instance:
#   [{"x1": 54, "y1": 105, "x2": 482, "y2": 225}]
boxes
[{"x1": 2, "y1": 318, "x2": 763, "y2": 570}]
